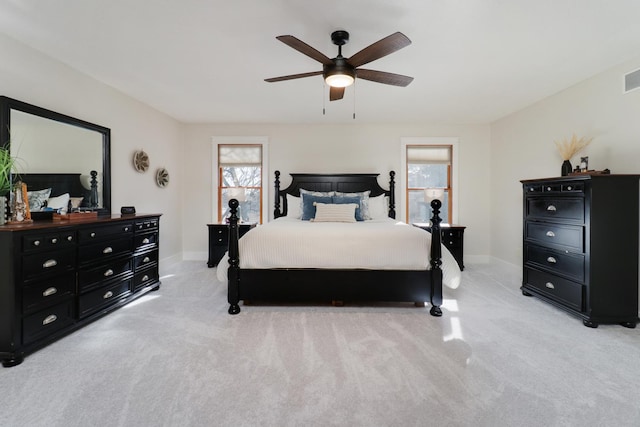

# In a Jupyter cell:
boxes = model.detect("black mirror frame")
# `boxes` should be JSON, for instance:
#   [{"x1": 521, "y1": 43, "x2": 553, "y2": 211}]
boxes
[{"x1": 0, "y1": 96, "x2": 111, "y2": 216}]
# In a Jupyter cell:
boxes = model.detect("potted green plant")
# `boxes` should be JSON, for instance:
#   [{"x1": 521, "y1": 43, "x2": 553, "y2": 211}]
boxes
[{"x1": 0, "y1": 146, "x2": 16, "y2": 225}]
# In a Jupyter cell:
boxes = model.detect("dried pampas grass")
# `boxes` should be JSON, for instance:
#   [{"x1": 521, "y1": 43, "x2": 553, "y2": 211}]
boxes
[{"x1": 555, "y1": 134, "x2": 593, "y2": 160}]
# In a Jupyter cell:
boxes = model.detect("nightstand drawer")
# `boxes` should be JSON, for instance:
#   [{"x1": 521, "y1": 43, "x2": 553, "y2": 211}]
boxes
[
  {"x1": 525, "y1": 222, "x2": 583, "y2": 252},
  {"x1": 525, "y1": 244, "x2": 584, "y2": 282},
  {"x1": 526, "y1": 198, "x2": 584, "y2": 222},
  {"x1": 524, "y1": 268, "x2": 583, "y2": 311}
]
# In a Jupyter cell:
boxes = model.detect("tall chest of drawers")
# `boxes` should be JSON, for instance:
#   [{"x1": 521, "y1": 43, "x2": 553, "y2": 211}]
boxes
[
  {"x1": 521, "y1": 176, "x2": 639, "y2": 327},
  {"x1": 0, "y1": 214, "x2": 161, "y2": 367}
]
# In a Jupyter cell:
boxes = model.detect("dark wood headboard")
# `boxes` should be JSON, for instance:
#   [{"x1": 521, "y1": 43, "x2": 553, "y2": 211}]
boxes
[
  {"x1": 274, "y1": 171, "x2": 396, "y2": 219},
  {"x1": 16, "y1": 173, "x2": 88, "y2": 199}
]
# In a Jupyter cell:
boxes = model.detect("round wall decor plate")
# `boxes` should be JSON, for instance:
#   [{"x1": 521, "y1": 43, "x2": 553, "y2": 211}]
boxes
[
  {"x1": 156, "y1": 168, "x2": 169, "y2": 187},
  {"x1": 133, "y1": 150, "x2": 150, "y2": 172}
]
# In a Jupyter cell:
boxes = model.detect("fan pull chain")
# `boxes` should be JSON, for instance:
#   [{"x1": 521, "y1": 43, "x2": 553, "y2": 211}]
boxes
[
  {"x1": 353, "y1": 80, "x2": 356, "y2": 120},
  {"x1": 322, "y1": 81, "x2": 326, "y2": 115}
]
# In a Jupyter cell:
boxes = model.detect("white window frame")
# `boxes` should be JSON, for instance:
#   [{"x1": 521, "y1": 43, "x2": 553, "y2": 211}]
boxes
[
  {"x1": 212, "y1": 136, "x2": 269, "y2": 224},
  {"x1": 400, "y1": 137, "x2": 459, "y2": 224}
]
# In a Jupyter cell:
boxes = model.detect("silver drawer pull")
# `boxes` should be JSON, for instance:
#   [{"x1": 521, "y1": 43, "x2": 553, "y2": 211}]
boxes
[
  {"x1": 43, "y1": 314, "x2": 57, "y2": 325},
  {"x1": 33, "y1": 240, "x2": 41, "y2": 246},
  {"x1": 67, "y1": 235, "x2": 73, "y2": 241},
  {"x1": 43, "y1": 259, "x2": 58, "y2": 268},
  {"x1": 545, "y1": 282, "x2": 555, "y2": 289},
  {"x1": 103, "y1": 247, "x2": 113, "y2": 254},
  {"x1": 546, "y1": 205, "x2": 557, "y2": 211},
  {"x1": 124, "y1": 227, "x2": 130, "y2": 232},
  {"x1": 218, "y1": 238, "x2": 223, "y2": 242},
  {"x1": 142, "y1": 238, "x2": 150, "y2": 244},
  {"x1": 547, "y1": 256, "x2": 557, "y2": 264},
  {"x1": 104, "y1": 269, "x2": 114, "y2": 277},
  {"x1": 103, "y1": 291, "x2": 113, "y2": 299},
  {"x1": 546, "y1": 231, "x2": 555, "y2": 237},
  {"x1": 143, "y1": 256, "x2": 151, "y2": 263},
  {"x1": 567, "y1": 186, "x2": 572, "y2": 191},
  {"x1": 51, "y1": 238, "x2": 58, "y2": 244},
  {"x1": 43, "y1": 287, "x2": 58, "y2": 297},
  {"x1": 90, "y1": 232, "x2": 96, "y2": 238},
  {"x1": 142, "y1": 275, "x2": 149, "y2": 282}
]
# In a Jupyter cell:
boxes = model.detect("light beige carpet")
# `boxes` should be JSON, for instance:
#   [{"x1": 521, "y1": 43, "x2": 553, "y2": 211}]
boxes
[{"x1": 1, "y1": 260, "x2": 639, "y2": 427}]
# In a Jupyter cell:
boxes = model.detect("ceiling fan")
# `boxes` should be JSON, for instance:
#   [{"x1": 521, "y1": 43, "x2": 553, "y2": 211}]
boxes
[{"x1": 265, "y1": 30, "x2": 414, "y2": 101}]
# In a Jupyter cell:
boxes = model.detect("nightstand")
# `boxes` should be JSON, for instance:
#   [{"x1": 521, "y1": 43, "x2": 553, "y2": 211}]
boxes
[
  {"x1": 207, "y1": 223, "x2": 256, "y2": 267},
  {"x1": 413, "y1": 223, "x2": 466, "y2": 271}
]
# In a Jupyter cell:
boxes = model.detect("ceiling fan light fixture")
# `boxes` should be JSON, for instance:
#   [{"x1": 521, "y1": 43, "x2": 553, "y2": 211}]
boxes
[{"x1": 325, "y1": 73, "x2": 354, "y2": 88}]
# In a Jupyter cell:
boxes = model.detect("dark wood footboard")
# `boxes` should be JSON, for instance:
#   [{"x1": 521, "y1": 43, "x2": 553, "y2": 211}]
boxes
[{"x1": 226, "y1": 171, "x2": 444, "y2": 316}]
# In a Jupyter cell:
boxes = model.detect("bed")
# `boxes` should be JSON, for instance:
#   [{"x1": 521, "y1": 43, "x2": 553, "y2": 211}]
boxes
[{"x1": 220, "y1": 171, "x2": 460, "y2": 316}]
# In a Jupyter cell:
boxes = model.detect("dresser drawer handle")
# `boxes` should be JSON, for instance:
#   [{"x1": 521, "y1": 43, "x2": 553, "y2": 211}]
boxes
[
  {"x1": 545, "y1": 231, "x2": 555, "y2": 237},
  {"x1": 545, "y1": 282, "x2": 555, "y2": 289},
  {"x1": 566, "y1": 186, "x2": 572, "y2": 191},
  {"x1": 104, "y1": 269, "x2": 114, "y2": 277},
  {"x1": 103, "y1": 247, "x2": 113, "y2": 254},
  {"x1": 67, "y1": 235, "x2": 73, "y2": 241},
  {"x1": 103, "y1": 291, "x2": 113, "y2": 299},
  {"x1": 218, "y1": 238, "x2": 223, "y2": 242},
  {"x1": 43, "y1": 314, "x2": 57, "y2": 325},
  {"x1": 142, "y1": 275, "x2": 149, "y2": 282},
  {"x1": 546, "y1": 205, "x2": 557, "y2": 211},
  {"x1": 142, "y1": 238, "x2": 150, "y2": 244},
  {"x1": 143, "y1": 256, "x2": 151, "y2": 263},
  {"x1": 90, "y1": 232, "x2": 96, "y2": 238},
  {"x1": 33, "y1": 240, "x2": 41, "y2": 246},
  {"x1": 51, "y1": 238, "x2": 58, "y2": 244},
  {"x1": 546, "y1": 256, "x2": 557, "y2": 264},
  {"x1": 124, "y1": 227, "x2": 130, "y2": 232},
  {"x1": 43, "y1": 287, "x2": 58, "y2": 297},
  {"x1": 43, "y1": 259, "x2": 58, "y2": 268}
]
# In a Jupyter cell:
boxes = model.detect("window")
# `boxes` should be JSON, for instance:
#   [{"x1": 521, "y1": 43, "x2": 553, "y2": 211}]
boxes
[
  {"x1": 217, "y1": 144, "x2": 263, "y2": 224},
  {"x1": 406, "y1": 145, "x2": 453, "y2": 224}
]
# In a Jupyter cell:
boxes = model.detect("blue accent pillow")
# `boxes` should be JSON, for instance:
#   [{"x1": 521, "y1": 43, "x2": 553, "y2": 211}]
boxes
[
  {"x1": 301, "y1": 194, "x2": 333, "y2": 220},
  {"x1": 333, "y1": 195, "x2": 364, "y2": 221}
]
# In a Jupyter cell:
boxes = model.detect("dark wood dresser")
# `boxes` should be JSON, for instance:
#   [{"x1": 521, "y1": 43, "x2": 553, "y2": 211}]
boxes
[
  {"x1": 413, "y1": 223, "x2": 465, "y2": 271},
  {"x1": 207, "y1": 223, "x2": 256, "y2": 267},
  {"x1": 521, "y1": 175, "x2": 639, "y2": 327},
  {"x1": 0, "y1": 214, "x2": 161, "y2": 367}
]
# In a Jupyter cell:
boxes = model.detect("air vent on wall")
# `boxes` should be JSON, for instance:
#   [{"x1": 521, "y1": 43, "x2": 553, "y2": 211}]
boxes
[{"x1": 623, "y1": 68, "x2": 640, "y2": 93}]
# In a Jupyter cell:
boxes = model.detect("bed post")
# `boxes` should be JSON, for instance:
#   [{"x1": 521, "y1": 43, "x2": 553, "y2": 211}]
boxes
[
  {"x1": 429, "y1": 199, "x2": 443, "y2": 316},
  {"x1": 274, "y1": 170, "x2": 282, "y2": 218},
  {"x1": 227, "y1": 199, "x2": 241, "y2": 314},
  {"x1": 388, "y1": 171, "x2": 396, "y2": 219}
]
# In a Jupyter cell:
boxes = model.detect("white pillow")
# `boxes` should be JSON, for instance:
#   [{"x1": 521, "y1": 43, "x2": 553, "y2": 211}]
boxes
[
  {"x1": 285, "y1": 194, "x2": 302, "y2": 219},
  {"x1": 47, "y1": 193, "x2": 70, "y2": 213},
  {"x1": 367, "y1": 195, "x2": 389, "y2": 220},
  {"x1": 312, "y1": 202, "x2": 357, "y2": 223}
]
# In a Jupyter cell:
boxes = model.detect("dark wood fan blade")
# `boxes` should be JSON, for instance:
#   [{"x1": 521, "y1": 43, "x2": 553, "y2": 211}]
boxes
[
  {"x1": 265, "y1": 71, "x2": 323, "y2": 83},
  {"x1": 329, "y1": 86, "x2": 345, "y2": 101},
  {"x1": 276, "y1": 35, "x2": 334, "y2": 65},
  {"x1": 356, "y1": 69, "x2": 414, "y2": 87},
  {"x1": 347, "y1": 32, "x2": 411, "y2": 68}
]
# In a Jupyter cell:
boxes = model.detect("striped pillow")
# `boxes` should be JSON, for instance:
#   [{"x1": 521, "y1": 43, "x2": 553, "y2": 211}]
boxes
[{"x1": 312, "y1": 202, "x2": 357, "y2": 222}]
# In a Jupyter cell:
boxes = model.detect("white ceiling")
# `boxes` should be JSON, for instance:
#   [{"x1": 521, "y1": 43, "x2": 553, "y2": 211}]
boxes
[{"x1": 1, "y1": 0, "x2": 640, "y2": 124}]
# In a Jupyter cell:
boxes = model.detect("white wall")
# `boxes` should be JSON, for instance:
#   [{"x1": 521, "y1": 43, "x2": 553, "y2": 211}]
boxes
[
  {"x1": 491, "y1": 55, "x2": 640, "y2": 267},
  {"x1": 0, "y1": 33, "x2": 184, "y2": 264},
  {"x1": 182, "y1": 123, "x2": 492, "y2": 262}
]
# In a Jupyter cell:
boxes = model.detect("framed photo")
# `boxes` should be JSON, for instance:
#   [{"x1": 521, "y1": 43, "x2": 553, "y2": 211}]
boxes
[{"x1": 580, "y1": 156, "x2": 589, "y2": 172}]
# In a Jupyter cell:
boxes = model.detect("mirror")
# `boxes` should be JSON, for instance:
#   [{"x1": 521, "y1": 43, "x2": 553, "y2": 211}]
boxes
[{"x1": 0, "y1": 96, "x2": 111, "y2": 215}]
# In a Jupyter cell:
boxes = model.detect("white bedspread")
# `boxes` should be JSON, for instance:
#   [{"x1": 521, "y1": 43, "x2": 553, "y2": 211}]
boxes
[{"x1": 216, "y1": 217, "x2": 461, "y2": 289}]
